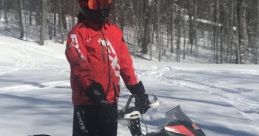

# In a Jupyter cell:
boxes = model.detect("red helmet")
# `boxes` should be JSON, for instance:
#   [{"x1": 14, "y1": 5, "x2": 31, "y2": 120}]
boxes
[{"x1": 79, "y1": 0, "x2": 112, "y2": 10}]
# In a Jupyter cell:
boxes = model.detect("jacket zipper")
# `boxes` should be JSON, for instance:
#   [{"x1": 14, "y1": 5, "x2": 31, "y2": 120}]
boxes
[
  {"x1": 101, "y1": 44, "x2": 105, "y2": 62},
  {"x1": 113, "y1": 82, "x2": 118, "y2": 102},
  {"x1": 100, "y1": 30, "x2": 111, "y2": 97}
]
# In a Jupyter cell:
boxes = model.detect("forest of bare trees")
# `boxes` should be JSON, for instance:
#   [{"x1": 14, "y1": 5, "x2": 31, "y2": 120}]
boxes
[{"x1": 0, "y1": 0, "x2": 259, "y2": 64}]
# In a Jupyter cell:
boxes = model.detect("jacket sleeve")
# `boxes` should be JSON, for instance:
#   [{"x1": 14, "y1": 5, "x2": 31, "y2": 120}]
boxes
[
  {"x1": 119, "y1": 37, "x2": 139, "y2": 85},
  {"x1": 118, "y1": 37, "x2": 146, "y2": 94},
  {"x1": 118, "y1": 33, "x2": 140, "y2": 84},
  {"x1": 65, "y1": 30, "x2": 92, "y2": 90}
]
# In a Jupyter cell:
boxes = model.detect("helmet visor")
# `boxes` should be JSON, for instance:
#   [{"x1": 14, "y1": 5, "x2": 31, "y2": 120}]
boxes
[{"x1": 88, "y1": 0, "x2": 112, "y2": 10}]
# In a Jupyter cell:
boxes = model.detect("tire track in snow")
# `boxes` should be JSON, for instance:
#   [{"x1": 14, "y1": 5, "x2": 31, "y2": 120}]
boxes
[
  {"x1": 0, "y1": 80, "x2": 70, "y2": 92},
  {"x1": 0, "y1": 42, "x2": 67, "y2": 76},
  {"x1": 138, "y1": 66, "x2": 259, "y2": 122},
  {"x1": 0, "y1": 45, "x2": 27, "y2": 75}
]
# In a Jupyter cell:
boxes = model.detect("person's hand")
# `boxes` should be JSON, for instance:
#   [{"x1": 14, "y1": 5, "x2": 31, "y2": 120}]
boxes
[
  {"x1": 86, "y1": 82, "x2": 106, "y2": 103},
  {"x1": 136, "y1": 93, "x2": 150, "y2": 114},
  {"x1": 126, "y1": 81, "x2": 150, "y2": 114}
]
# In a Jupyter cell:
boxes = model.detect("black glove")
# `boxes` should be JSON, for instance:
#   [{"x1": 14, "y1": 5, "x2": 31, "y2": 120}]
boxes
[
  {"x1": 86, "y1": 82, "x2": 117, "y2": 123},
  {"x1": 127, "y1": 81, "x2": 150, "y2": 114},
  {"x1": 136, "y1": 93, "x2": 150, "y2": 114},
  {"x1": 86, "y1": 82, "x2": 106, "y2": 103}
]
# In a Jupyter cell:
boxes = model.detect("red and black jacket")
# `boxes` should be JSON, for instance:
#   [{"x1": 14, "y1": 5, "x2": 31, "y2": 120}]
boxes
[{"x1": 66, "y1": 21, "x2": 142, "y2": 105}]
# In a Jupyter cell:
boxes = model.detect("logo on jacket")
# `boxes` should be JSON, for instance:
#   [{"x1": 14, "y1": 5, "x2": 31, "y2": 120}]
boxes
[
  {"x1": 70, "y1": 34, "x2": 86, "y2": 60},
  {"x1": 98, "y1": 39, "x2": 120, "y2": 78}
]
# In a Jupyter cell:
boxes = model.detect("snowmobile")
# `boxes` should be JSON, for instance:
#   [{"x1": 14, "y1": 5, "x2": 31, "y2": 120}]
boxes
[
  {"x1": 118, "y1": 95, "x2": 206, "y2": 136},
  {"x1": 31, "y1": 95, "x2": 206, "y2": 136}
]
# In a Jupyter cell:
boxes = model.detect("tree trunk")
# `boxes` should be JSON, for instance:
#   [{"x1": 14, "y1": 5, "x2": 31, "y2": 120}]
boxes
[
  {"x1": 62, "y1": 12, "x2": 67, "y2": 30},
  {"x1": 4, "y1": 0, "x2": 8, "y2": 25},
  {"x1": 237, "y1": 0, "x2": 248, "y2": 64},
  {"x1": 54, "y1": 13, "x2": 57, "y2": 37},
  {"x1": 193, "y1": 0, "x2": 198, "y2": 57},
  {"x1": 29, "y1": 7, "x2": 32, "y2": 25},
  {"x1": 229, "y1": 0, "x2": 236, "y2": 63},
  {"x1": 29, "y1": 0, "x2": 35, "y2": 26},
  {"x1": 58, "y1": 0, "x2": 64, "y2": 44},
  {"x1": 219, "y1": 1, "x2": 227, "y2": 64},
  {"x1": 17, "y1": 0, "x2": 24, "y2": 39},
  {"x1": 149, "y1": 25, "x2": 153, "y2": 60},
  {"x1": 188, "y1": 0, "x2": 194, "y2": 53},
  {"x1": 188, "y1": 0, "x2": 197, "y2": 54},
  {"x1": 48, "y1": 14, "x2": 52, "y2": 40},
  {"x1": 157, "y1": 1, "x2": 161, "y2": 61},
  {"x1": 72, "y1": 0, "x2": 76, "y2": 27},
  {"x1": 183, "y1": 27, "x2": 187, "y2": 60},
  {"x1": 141, "y1": 0, "x2": 152, "y2": 54},
  {"x1": 39, "y1": 0, "x2": 47, "y2": 45},
  {"x1": 226, "y1": 0, "x2": 231, "y2": 63},
  {"x1": 213, "y1": 0, "x2": 220, "y2": 63},
  {"x1": 0, "y1": 0, "x2": 2, "y2": 19},
  {"x1": 176, "y1": 8, "x2": 181, "y2": 62},
  {"x1": 119, "y1": 0, "x2": 125, "y2": 31},
  {"x1": 256, "y1": 0, "x2": 259, "y2": 64},
  {"x1": 170, "y1": 0, "x2": 175, "y2": 53},
  {"x1": 35, "y1": 0, "x2": 41, "y2": 25}
]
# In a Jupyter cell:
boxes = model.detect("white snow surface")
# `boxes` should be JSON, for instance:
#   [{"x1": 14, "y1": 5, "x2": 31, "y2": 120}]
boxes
[{"x1": 1, "y1": 34, "x2": 259, "y2": 136}]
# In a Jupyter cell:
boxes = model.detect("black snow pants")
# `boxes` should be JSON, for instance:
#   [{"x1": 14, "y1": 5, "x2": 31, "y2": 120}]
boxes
[{"x1": 72, "y1": 105, "x2": 117, "y2": 136}]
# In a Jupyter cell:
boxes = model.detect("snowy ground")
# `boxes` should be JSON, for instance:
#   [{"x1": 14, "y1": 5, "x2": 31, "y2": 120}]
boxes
[{"x1": 1, "y1": 34, "x2": 259, "y2": 136}]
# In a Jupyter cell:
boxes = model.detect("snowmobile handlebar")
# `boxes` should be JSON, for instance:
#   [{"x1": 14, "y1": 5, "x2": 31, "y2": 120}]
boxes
[{"x1": 118, "y1": 95, "x2": 160, "y2": 120}]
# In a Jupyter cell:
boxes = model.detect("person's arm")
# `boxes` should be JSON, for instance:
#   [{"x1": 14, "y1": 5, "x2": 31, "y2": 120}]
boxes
[
  {"x1": 119, "y1": 37, "x2": 140, "y2": 88},
  {"x1": 118, "y1": 32, "x2": 150, "y2": 114},
  {"x1": 65, "y1": 30, "x2": 93, "y2": 90}
]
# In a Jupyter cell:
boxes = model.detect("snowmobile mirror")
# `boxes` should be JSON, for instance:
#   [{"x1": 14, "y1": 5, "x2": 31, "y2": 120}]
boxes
[{"x1": 149, "y1": 95, "x2": 160, "y2": 109}]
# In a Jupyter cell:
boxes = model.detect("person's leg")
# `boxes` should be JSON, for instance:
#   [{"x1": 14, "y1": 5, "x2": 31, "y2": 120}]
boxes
[
  {"x1": 73, "y1": 104, "x2": 118, "y2": 136},
  {"x1": 98, "y1": 104, "x2": 118, "y2": 136},
  {"x1": 72, "y1": 106, "x2": 100, "y2": 136}
]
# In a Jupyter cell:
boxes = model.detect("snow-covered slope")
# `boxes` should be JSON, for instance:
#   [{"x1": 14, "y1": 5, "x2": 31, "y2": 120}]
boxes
[{"x1": 0, "y1": 34, "x2": 259, "y2": 136}]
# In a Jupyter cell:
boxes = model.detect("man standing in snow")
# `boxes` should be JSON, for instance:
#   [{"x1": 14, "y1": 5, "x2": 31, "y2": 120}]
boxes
[{"x1": 65, "y1": 0, "x2": 150, "y2": 136}]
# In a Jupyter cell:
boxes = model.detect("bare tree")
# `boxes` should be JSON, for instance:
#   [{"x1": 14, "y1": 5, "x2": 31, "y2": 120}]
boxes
[
  {"x1": 141, "y1": 0, "x2": 153, "y2": 54},
  {"x1": 58, "y1": 0, "x2": 64, "y2": 44},
  {"x1": 72, "y1": 0, "x2": 77, "y2": 27},
  {"x1": 3, "y1": 0, "x2": 8, "y2": 26},
  {"x1": 214, "y1": 0, "x2": 220, "y2": 63},
  {"x1": 256, "y1": 0, "x2": 259, "y2": 64},
  {"x1": 237, "y1": 0, "x2": 249, "y2": 64},
  {"x1": 39, "y1": 0, "x2": 47, "y2": 45},
  {"x1": 17, "y1": 0, "x2": 24, "y2": 39},
  {"x1": 188, "y1": 0, "x2": 197, "y2": 54},
  {"x1": 183, "y1": 15, "x2": 188, "y2": 60},
  {"x1": 169, "y1": 0, "x2": 175, "y2": 53},
  {"x1": 0, "y1": 0, "x2": 2, "y2": 19},
  {"x1": 157, "y1": 0, "x2": 161, "y2": 61},
  {"x1": 1, "y1": 0, "x2": 259, "y2": 64},
  {"x1": 176, "y1": 8, "x2": 182, "y2": 62}
]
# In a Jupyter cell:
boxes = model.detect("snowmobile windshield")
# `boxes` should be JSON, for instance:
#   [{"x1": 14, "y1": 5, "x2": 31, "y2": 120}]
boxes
[
  {"x1": 165, "y1": 105, "x2": 192, "y2": 123},
  {"x1": 164, "y1": 106, "x2": 206, "y2": 136}
]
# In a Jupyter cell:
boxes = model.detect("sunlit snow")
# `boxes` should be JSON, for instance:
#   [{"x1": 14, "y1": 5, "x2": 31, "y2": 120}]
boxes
[{"x1": 0, "y1": 34, "x2": 259, "y2": 136}]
